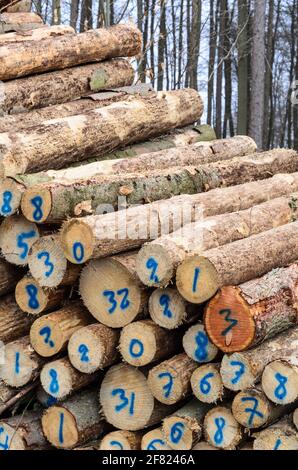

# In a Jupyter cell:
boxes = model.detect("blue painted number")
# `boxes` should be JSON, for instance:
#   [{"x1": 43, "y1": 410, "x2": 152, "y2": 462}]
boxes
[
  {"x1": 274, "y1": 373, "x2": 288, "y2": 400},
  {"x1": 147, "y1": 439, "x2": 165, "y2": 450},
  {"x1": 111, "y1": 388, "x2": 135, "y2": 415},
  {"x1": 110, "y1": 440, "x2": 123, "y2": 449},
  {"x1": 170, "y1": 422, "x2": 184, "y2": 444},
  {"x1": 214, "y1": 417, "x2": 225, "y2": 445},
  {"x1": 1, "y1": 191, "x2": 12, "y2": 215},
  {"x1": 17, "y1": 230, "x2": 36, "y2": 260},
  {"x1": 200, "y1": 372, "x2": 214, "y2": 395},
  {"x1": 78, "y1": 344, "x2": 89, "y2": 362},
  {"x1": 39, "y1": 326, "x2": 54, "y2": 348},
  {"x1": 158, "y1": 372, "x2": 173, "y2": 399},
  {"x1": 241, "y1": 397, "x2": 264, "y2": 426},
  {"x1": 72, "y1": 242, "x2": 84, "y2": 263},
  {"x1": 49, "y1": 369, "x2": 59, "y2": 395},
  {"x1": 273, "y1": 439, "x2": 282, "y2": 450},
  {"x1": 103, "y1": 288, "x2": 130, "y2": 314},
  {"x1": 146, "y1": 258, "x2": 159, "y2": 283},
  {"x1": 129, "y1": 339, "x2": 144, "y2": 358},
  {"x1": 15, "y1": 352, "x2": 20, "y2": 375},
  {"x1": 192, "y1": 267, "x2": 200, "y2": 292},
  {"x1": 195, "y1": 331, "x2": 208, "y2": 361},
  {"x1": 31, "y1": 196, "x2": 43, "y2": 222},
  {"x1": 58, "y1": 412, "x2": 64, "y2": 444},
  {"x1": 230, "y1": 361, "x2": 245, "y2": 385},
  {"x1": 159, "y1": 294, "x2": 173, "y2": 318},
  {"x1": 37, "y1": 251, "x2": 54, "y2": 278},
  {"x1": 26, "y1": 284, "x2": 39, "y2": 310},
  {"x1": 0, "y1": 427, "x2": 9, "y2": 450},
  {"x1": 219, "y1": 309, "x2": 238, "y2": 336}
]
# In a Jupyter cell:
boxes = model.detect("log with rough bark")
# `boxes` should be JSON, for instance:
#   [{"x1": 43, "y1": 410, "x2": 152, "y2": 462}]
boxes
[
  {"x1": 220, "y1": 326, "x2": 298, "y2": 392},
  {"x1": 138, "y1": 192, "x2": 298, "y2": 289},
  {"x1": 141, "y1": 427, "x2": 172, "y2": 450},
  {"x1": 231, "y1": 386, "x2": 294, "y2": 429},
  {"x1": 262, "y1": 360, "x2": 298, "y2": 405},
  {"x1": 100, "y1": 363, "x2": 179, "y2": 431},
  {"x1": 0, "y1": 12, "x2": 43, "y2": 33},
  {"x1": 294, "y1": 409, "x2": 298, "y2": 431},
  {"x1": 119, "y1": 320, "x2": 181, "y2": 367},
  {"x1": 15, "y1": 274, "x2": 67, "y2": 315},
  {"x1": 30, "y1": 302, "x2": 92, "y2": 357},
  {"x1": 0, "y1": 258, "x2": 23, "y2": 296},
  {"x1": 0, "y1": 294, "x2": 34, "y2": 343},
  {"x1": 40, "y1": 357, "x2": 100, "y2": 400},
  {"x1": 0, "y1": 411, "x2": 49, "y2": 450},
  {"x1": 79, "y1": 254, "x2": 148, "y2": 328},
  {"x1": 68, "y1": 323, "x2": 120, "y2": 373},
  {"x1": 0, "y1": 23, "x2": 141, "y2": 80},
  {"x1": 100, "y1": 430, "x2": 143, "y2": 450},
  {"x1": 147, "y1": 353, "x2": 197, "y2": 405},
  {"x1": 0, "y1": 215, "x2": 40, "y2": 266},
  {"x1": 191, "y1": 363, "x2": 228, "y2": 404},
  {"x1": 1, "y1": 88, "x2": 202, "y2": 183},
  {"x1": 42, "y1": 389, "x2": 107, "y2": 449},
  {"x1": 0, "y1": 25, "x2": 73, "y2": 44},
  {"x1": 148, "y1": 288, "x2": 199, "y2": 330},
  {"x1": 1, "y1": 0, "x2": 31, "y2": 12},
  {"x1": 204, "y1": 264, "x2": 298, "y2": 354},
  {"x1": 253, "y1": 415, "x2": 298, "y2": 450},
  {"x1": 0, "y1": 336, "x2": 46, "y2": 387},
  {"x1": 21, "y1": 148, "x2": 297, "y2": 224},
  {"x1": 0, "y1": 59, "x2": 134, "y2": 115},
  {"x1": 28, "y1": 235, "x2": 81, "y2": 288},
  {"x1": 176, "y1": 221, "x2": 298, "y2": 305},
  {"x1": 203, "y1": 406, "x2": 243, "y2": 450},
  {"x1": 36, "y1": 385, "x2": 58, "y2": 408},
  {"x1": 0, "y1": 380, "x2": 35, "y2": 416},
  {"x1": 0, "y1": 124, "x2": 209, "y2": 217},
  {"x1": 182, "y1": 323, "x2": 218, "y2": 364},
  {"x1": 162, "y1": 399, "x2": 212, "y2": 451}
]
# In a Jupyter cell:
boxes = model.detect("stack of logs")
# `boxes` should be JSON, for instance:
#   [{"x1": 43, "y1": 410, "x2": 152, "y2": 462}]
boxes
[{"x1": 0, "y1": 16, "x2": 297, "y2": 452}]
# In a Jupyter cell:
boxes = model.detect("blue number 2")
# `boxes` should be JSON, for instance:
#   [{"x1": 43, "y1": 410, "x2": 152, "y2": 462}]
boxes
[
  {"x1": 159, "y1": 294, "x2": 173, "y2": 318},
  {"x1": 146, "y1": 258, "x2": 159, "y2": 283},
  {"x1": 78, "y1": 344, "x2": 89, "y2": 362}
]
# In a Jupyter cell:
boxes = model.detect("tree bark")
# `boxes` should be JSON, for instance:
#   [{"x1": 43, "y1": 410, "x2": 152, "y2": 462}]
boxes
[
  {"x1": 0, "y1": 12, "x2": 42, "y2": 33},
  {"x1": 0, "y1": 23, "x2": 142, "y2": 80},
  {"x1": 0, "y1": 89, "x2": 203, "y2": 178},
  {"x1": 0, "y1": 411, "x2": 49, "y2": 450},
  {"x1": 253, "y1": 415, "x2": 298, "y2": 450},
  {"x1": 237, "y1": 0, "x2": 249, "y2": 135},
  {"x1": 157, "y1": 0, "x2": 166, "y2": 91},
  {"x1": 0, "y1": 24, "x2": 74, "y2": 45},
  {"x1": 207, "y1": 0, "x2": 216, "y2": 126},
  {"x1": 0, "y1": 294, "x2": 34, "y2": 344},
  {"x1": 0, "y1": 0, "x2": 31, "y2": 12}
]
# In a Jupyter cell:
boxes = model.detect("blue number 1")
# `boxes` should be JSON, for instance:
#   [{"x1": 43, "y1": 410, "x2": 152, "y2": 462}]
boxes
[{"x1": 192, "y1": 268, "x2": 201, "y2": 292}]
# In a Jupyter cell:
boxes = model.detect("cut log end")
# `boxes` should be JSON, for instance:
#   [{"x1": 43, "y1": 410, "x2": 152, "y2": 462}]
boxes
[
  {"x1": 148, "y1": 288, "x2": 189, "y2": 330},
  {"x1": 232, "y1": 388, "x2": 272, "y2": 429},
  {"x1": 100, "y1": 430, "x2": 142, "y2": 450},
  {"x1": 60, "y1": 219, "x2": 94, "y2": 264},
  {"x1": 15, "y1": 276, "x2": 63, "y2": 315},
  {"x1": 220, "y1": 353, "x2": 254, "y2": 391},
  {"x1": 0, "y1": 178, "x2": 24, "y2": 217},
  {"x1": 68, "y1": 323, "x2": 120, "y2": 373},
  {"x1": 203, "y1": 407, "x2": 242, "y2": 450},
  {"x1": 182, "y1": 323, "x2": 218, "y2": 363},
  {"x1": 141, "y1": 428, "x2": 172, "y2": 450},
  {"x1": 176, "y1": 255, "x2": 220, "y2": 304},
  {"x1": 21, "y1": 187, "x2": 52, "y2": 223},
  {"x1": 0, "y1": 422, "x2": 26, "y2": 450},
  {"x1": 42, "y1": 405, "x2": 79, "y2": 449},
  {"x1": 191, "y1": 364, "x2": 224, "y2": 404},
  {"x1": 30, "y1": 315, "x2": 65, "y2": 357},
  {"x1": 204, "y1": 286, "x2": 256, "y2": 353},
  {"x1": 163, "y1": 416, "x2": 201, "y2": 451},
  {"x1": 80, "y1": 258, "x2": 144, "y2": 328},
  {"x1": 28, "y1": 235, "x2": 68, "y2": 288},
  {"x1": 0, "y1": 215, "x2": 39, "y2": 266},
  {"x1": 262, "y1": 360, "x2": 298, "y2": 405},
  {"x1": 136, "y1": 244, "x2": 174, "y2": 288},
  {"x1": 253, "y1": 425, "x2": 298, "y2": 451},
  {"x1": 100, "y1": 364, "x2": 155, "y2": 431}
]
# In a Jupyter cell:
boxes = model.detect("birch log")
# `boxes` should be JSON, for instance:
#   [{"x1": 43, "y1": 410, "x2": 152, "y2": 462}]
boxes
[
  {"x1": 176, "y1": 221, "x2": 298, "y2": 305},
  {"x1": 220, "y1": 326, "x2": 298, "y2": 391},
  {"x1": 0, "y1": 24, "x2": 141, "y2": 80},
  {"x1": 204, "y1": 264, "x2": 298, "y2": 353}
]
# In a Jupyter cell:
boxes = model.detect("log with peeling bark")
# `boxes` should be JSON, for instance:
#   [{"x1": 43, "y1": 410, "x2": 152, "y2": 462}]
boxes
[
  {"x1": 28, "y1": 235, "x2": 81, "y2": 288},
  {"x1": 0, "y1": 380, "x2": 35, "y2": 416},
  {"x1": 261, "y1": 360, "x2": 298, "y2": 405},
  {"x1": 15, "y1": 274, "x2": 67, "y2": 315},
  {"x1": 100, "y1": 363, "x2": 179, "y2": 431},
  {"x1": 0, "y1": 23, "x2": 141, "y2": 80},
  {"x1": 119, "y1": 320, "x2": 181, "y2": 367},
  {"x1": 220, "y1": 326, "x2": 298, "y2": 392},
  {"x1": 0, "y1": 12, "x2": 43, "y2": 33},
  {"x1": 204, "y1": 264, "x2": 298, "y2": 354},
  {"x1": 0, "y1": 124, "x2": 210, "y2": 217},
  {"x1": 141, "y1": 427, "x2": 172, "y2": 450},
  {"x1": 100, "y1": 430, "x2": 143, "y2": 450},
  {"x1": 0, "y1": 25, "x2": 73, "y2": 44},
  {"x1": 42, "y1": 389, "x2": 107, "y2": 449},
  {"x1": 137, "y1": 192, "x2": 298, "y2": 289},
  {"x1": 0, "y1": 411, "x2": 49, "y2": 450},
  {"x1": 231, "y1": 386, "x2": 295, "y2": 429},
  {"x1": 0, "y1": 336, "x2": 46, "y2": 387},
  {"x1": 0, "y1": 258, "x2": 23, "y2": 296},
  {"x1": 1, "y1": 89, "x2": 202, "y2": 183},
  {"x1": 203, "y1": 406, "x2": 243, "y2": 450},
  {"x1": 30, "y1": 302, "x2": 92, "y2": 357},
  {"x1": 162, "y1": 399, "x2": 212, "y2": 450},
  {"x1": 60, "y1": 173, "x2": 298, "y2": 268},
  {"x1": 182, "y1": 323, "x2": 218, "y2": 364},
  {"x1": 147, "y1": 353, "x2": 197, "y2": 405},
  {"x1": 191, "y1": 363, "x2": 229, "y2": 404},
  {"x1": 253, "y1": 415, "x2": 298, "y2": 450},
  {"x1": 0, "y1": 215, "x2": 40, "y2": 266},
  {"x1": 148, "y1": 288, "x2": 199, "y2": 330},
  {"x1": 36, "y1": 385, "x2": 58, "y2": 408},
  {"x1": 40, "y1": 357, "x2": 100, "y2": 400},
  {"x1": 79, "y1": 254, "x2": 148, "y2": 328},
  {"x1": 176, "y1": 221, "x2": 298, "y2": 305},
  {"x1": 0, "y1": 59, "x2": 134, "y2": 115},
  {"x1": 1, "y1": 0, "x2": 31, "y2": 12},
  {"x1": 0, "y1": 294, "x2": 34, "y2": 343},
  {"x1": 68, "y1": 323, "x2": 120, "y2": 373}
]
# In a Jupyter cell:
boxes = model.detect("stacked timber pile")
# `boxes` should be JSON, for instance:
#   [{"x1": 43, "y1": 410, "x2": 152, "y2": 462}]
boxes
[{"x1": 0, "y1": 19, "x2": 297, "y2": 453}]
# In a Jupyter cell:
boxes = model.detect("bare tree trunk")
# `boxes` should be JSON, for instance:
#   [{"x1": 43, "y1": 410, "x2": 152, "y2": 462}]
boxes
[
  {"x1": 185, "y1": 0, "x2": 191, "y2": 87},
  {"x1": 207, "y1": 0, "x2": 216, "y2": 126},
  {"x1": 189, "y1": 0, "x2": 202, "y2": 90},
  {"x1": 293, "y1": 0, "x2": 298, "y2": 151},
  {"x1": 150, "y1": 0, "x2": 156, "y2": 86},
  {"x1": 263, "y1": 0, "x2": 274, "y2": 149},
  {"x1": 249, "y1": 0, "x2": 266, "y2": 149},
  {"x1": 215, "y1": 0, "x2": 225, "y2": 138},
  {"x1": 171, "y1": 0, "x2": 177, "y2": 87},
  {"x1": 51, "y1": 0, "x2": 61, "y2": 25},
  {"x1": 70, "y1": 0, "x2": 79, "y2": 29},
  {"x1": 237, "y1": 0, "x2": 249, "y2": 135},
  {"x1": 177, "y1": 0, "x2": 184, "y2": 88},
  {"x1": 140, "y1": 0, "x2": 149, "y2": 82},
  {"x1": 223, "y1": 0, "x2": 234, "y2": 138},
  {"x1": 157, "y1": 0, "x2": 166, "y2": 90}
]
